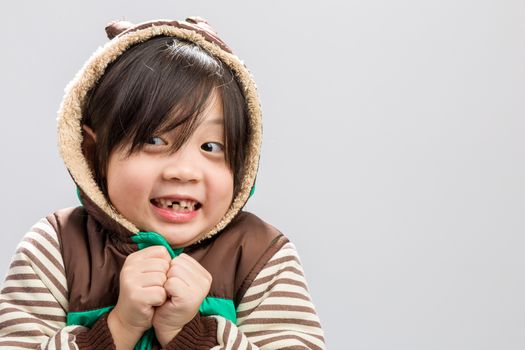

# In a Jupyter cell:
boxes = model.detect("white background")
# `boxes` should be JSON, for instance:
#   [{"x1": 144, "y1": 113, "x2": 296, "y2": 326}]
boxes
[{"x1": 1, "y1": 1, "x2": 525, "y2": 349}]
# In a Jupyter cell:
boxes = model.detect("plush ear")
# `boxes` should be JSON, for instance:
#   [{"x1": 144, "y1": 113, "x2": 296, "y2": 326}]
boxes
[
  {"x1": 81, "y1": 124, "x2": 98, "y2": 174},
  {"x1": 105, "y1": 20, "x2": 134, "y2": 39}
]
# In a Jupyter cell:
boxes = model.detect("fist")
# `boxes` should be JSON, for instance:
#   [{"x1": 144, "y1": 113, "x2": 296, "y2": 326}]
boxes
[
  {"x1": 112, "y1": 246, "x2": 171, "y2": 332},
  {"x1": 152, "y1": 253, "x2": 212, "y2": 345}
]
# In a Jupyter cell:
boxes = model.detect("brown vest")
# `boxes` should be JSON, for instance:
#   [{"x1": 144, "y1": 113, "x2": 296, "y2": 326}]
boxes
[{"x1": 46, "y1": 206, "x2": 288, "y2": 314}]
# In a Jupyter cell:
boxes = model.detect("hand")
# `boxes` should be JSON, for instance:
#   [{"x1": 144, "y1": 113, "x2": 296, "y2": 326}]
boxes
[
  {"x1": 108, "y1": 246, "x2": 171, "y2": 349},
  {"x1": 152, "y1": 253, "x2": 212, "y2": 347}
]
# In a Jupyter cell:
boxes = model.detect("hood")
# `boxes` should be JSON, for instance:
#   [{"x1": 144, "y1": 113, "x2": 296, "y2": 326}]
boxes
[{"x1": 57, "y1": 17, "x2": 262, "y2": 243}]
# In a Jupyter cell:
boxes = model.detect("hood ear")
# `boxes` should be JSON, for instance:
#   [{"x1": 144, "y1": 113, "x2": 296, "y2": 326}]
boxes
[{"x1": 81, "y1": 124, "x2": 97, "y2": 174}]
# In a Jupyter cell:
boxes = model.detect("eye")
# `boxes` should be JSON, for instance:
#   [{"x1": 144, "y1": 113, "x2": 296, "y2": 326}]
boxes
[
  {"x1": 146, "y1": 137, "x2": 167, "y2": 146},
  {"x1": 201, "y1": 142, "x2": 224, "y2": 153}
]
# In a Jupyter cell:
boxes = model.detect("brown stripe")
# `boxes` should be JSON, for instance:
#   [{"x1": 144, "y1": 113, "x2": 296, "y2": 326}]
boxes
[
  {"x1": 240, "y1": 278, "x2": 309, "y2": 304},
  {"x1": 5, "y1": 273, "x2": 39, "y2": 281},
  {"x1": 15, "y1": 247, "x2": 68, "y2": 299},
  {"x1": 1, "y1": 299, "x2": 62, "y2": 308},
  {"x1": 1, "y1": 286, "x2": 51, "y2": 294},
  {"x1": 243, "y1": 329, "x2": 325, "y2": 342},
  {"x1": 250, "y1": 266, "x2": 304, "y2": 288},
  {"x1": 240, "y1": 289, "x2": 311, "y2": 304},
  {"x1": 0, "y1": 307, "x2": 66, "y2": 322},
  {"x1": 3, "y1": 330, "x2": 45, "y2": 337},
  {"x1": 235, "y1": 235, "x2": 289, "y2": 305},
  {"x1": 0, "y1": 341, "x2": 41, "y2": 348},
  {"x1": 21, "y1": 236, "x2": 65, "y2": 275},
  {"x1": 56, "y1": 329, "x2": 62, "y2": 350},
  {"x1": 32, "y1": 226, "x2": 60, "y2": 251},
  {"x1": 237, "y1": 304, "x2": 317, "y2": 319},
  {"x1": 222, "y1": 318, "x2": 231, "y2": 343},
  {"x1": 0, "y1": 317, "x2": 60, "y2": 332},
  {"x1": 232, "y1": 324, "x2": 242, "y2": 348},
  {"x1": 264, "y1": 254, "x2": 300, "y2": 269},
  {"x1": 8, "y1": 260, "x2": 31, "y2": 268},
  {"x1": 240, "y1": 317, "x2": 321, "y2": 328},
  {"x1": 254, "y1": 334, "x2": 323, "y2": 350}
]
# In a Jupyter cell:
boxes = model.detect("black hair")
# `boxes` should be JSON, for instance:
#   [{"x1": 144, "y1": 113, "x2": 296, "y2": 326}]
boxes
[{"x1": 82, "y1": 35, "x2": 250, "y2": 199}]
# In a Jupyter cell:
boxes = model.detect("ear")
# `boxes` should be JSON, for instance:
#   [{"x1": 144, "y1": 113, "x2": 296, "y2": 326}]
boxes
[{"x1": 81, "y1": 124, "x2": 97, "y2": 173}]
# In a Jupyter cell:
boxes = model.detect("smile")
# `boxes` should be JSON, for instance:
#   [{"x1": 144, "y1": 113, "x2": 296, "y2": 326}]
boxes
[{"x1": 150, "y1": 198, "x2": 202, "y2": 212}]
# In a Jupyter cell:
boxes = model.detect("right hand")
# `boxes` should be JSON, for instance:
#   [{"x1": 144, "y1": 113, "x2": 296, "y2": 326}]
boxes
[{"x1": 110, "y1": 246, "x2": 171, "y2": 334}]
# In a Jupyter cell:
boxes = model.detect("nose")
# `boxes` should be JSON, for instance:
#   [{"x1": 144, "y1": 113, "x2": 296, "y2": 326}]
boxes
[{"x1": 161, "y1": 145, "x2": 203, "y2": 182}]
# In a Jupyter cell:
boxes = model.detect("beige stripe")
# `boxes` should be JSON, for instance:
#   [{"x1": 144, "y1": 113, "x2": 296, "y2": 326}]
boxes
[
  {"x1": 0, "y1": 317, "x2": 59, "y2": 332},
  {"x1": 15, "y1": 248, "x2": 67, "y2": 300},
  {"x1": 264, "y1": 254, "x2": 300, "y2": 269},
  {"x1": 20, "y1": 237, "x2": 65, "y2": 275},
  {"x1": 1, "y1": 299, "x2": 62, "y2": 308},
  {"x1": 240, "y1": 290, "x2": 311, "y2": 304},
  {"x1": 240, "y1": 317, "x2": 321, "y2": 328},
  {"x1": 1, "y1": 286, "x2": 51, "y2": 294},
  {"x1": 250, "y1": 266, "x2": 304, "y2": 288},
  {"x1": 0, "y1": 340, "x2": 41, "y2": 348},
  {"x1": 67, "y1": 331, "x2": 76, "y2": 348},
  {"x1": 244, "y1": 274, "x2": 309, "y2": 299},
  {"x1": 243, "y1": 329, "x2": 325, "y2": 342},
  {"x1": 2, "y1": 329, "x2": 45, "y2": 337},
  {"x1": 236, "y1": 304, "x2": 317, "y2": 319},
  {"x1": 31, "y1": 227, "x2": 60, "y2": 252},
  {"x1": 254, "y1": 334, "x2": 323, "y2": 350},
  {"x1": 0, "y1": 307, "x2": 65, "y2": 322}
]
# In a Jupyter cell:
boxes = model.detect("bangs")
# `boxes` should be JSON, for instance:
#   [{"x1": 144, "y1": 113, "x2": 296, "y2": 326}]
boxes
[
  {"x1": 82, "y1": 35, "x2": 250, "y2": 199},
  {"x1": 107, "y1": 36, "x2": 224, "y2": 155}
]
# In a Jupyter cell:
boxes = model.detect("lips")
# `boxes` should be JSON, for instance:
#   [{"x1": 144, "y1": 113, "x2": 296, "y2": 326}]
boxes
[
  {"x1": 150, "y1": 196, "x2": 201, "y2": 223},
  {"x1": 150, "y1": 196, "x2": 202, "y2": 211}
]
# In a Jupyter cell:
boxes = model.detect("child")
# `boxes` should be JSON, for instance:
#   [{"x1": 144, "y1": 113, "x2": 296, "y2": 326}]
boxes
[{"x1": 0, "y1": 17, "x2": 325, "y2": 349}]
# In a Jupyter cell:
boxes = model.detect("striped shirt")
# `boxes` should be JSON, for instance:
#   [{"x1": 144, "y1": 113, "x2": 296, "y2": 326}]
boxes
[{"x1": 0, "y1": 218, "x2": 325, "y2": 349}]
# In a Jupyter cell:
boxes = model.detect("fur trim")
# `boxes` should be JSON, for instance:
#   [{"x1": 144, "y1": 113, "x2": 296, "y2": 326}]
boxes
[{"x1": 57, "y1": 25, "x2": 262, "y2": 241}]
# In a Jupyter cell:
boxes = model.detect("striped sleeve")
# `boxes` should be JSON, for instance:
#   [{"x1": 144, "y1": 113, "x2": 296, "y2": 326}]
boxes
[
  {"x1": 214, "y1": 241, "x2": 325, "y2": 349},
  {"x1": 0, "y1": 218, "x2": 91, "y2": 349}
]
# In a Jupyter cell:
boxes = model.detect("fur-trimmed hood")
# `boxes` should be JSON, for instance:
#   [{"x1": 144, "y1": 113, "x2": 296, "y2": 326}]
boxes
[{"x1": 57, "y1": 17, "x2": 261, "y2": 244}]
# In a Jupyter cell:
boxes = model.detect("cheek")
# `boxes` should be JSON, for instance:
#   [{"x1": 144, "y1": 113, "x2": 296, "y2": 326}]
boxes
[
  {"x1": 213, "y1": 169, "x2": 234, "y2": 206},
  {"x1": 107, "y1": 157, "x2": 151, "y2": 206}
]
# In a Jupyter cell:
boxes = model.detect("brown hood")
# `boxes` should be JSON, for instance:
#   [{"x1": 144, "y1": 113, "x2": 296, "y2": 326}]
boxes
[{"x1": 57, "y1": 17, "x2": 262, "y2": 242}]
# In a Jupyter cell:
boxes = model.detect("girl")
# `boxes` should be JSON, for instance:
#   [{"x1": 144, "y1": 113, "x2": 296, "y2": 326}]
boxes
[{"x1": 0, "y1": 17, "x2": 325, "y2": 349}]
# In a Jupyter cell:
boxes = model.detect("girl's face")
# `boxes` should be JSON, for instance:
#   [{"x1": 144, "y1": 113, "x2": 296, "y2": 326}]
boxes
[{"x1": 106, "y1": 91, "x2": 234, "y2": 247}]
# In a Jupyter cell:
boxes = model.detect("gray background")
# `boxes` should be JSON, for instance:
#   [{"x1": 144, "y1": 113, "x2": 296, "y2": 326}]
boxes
[{"x1": 1, "y1": 0, "x2": 524, "y2": 349}]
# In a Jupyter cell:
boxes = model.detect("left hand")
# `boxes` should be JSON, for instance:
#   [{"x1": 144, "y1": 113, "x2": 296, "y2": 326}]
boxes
[{"x1": 152, "y1": 253, "x2": 212, "y2": 347}]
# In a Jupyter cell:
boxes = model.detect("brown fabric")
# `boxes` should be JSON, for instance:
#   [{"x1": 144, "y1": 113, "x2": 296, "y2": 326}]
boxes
[
  {"x1": 164, "y1": 314, "x2": 218, "y2": 350},
  {"x1": 77, "y1": 187, "x2": 136, "y2": 245},
  {"x1": 47, "y1": 207, "x2": 129, "y2": 311},
  {"x1": 47, "y1": 207, "x2": 288, "y2": 313},
  {"x1": 74, "y1": 313, "x2": 116, "y2": 349},
  {"x1": 105, "y1": 17, "x2": 233, "y2": 53},
  {"x1": 186, "y1": 212, "x2": 289, "y2": 305}
]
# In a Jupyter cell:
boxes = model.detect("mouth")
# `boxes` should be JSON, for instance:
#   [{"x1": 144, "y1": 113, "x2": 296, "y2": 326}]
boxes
[{"x1": 150, "y1": 197, "x2": 202, "y2": 212}]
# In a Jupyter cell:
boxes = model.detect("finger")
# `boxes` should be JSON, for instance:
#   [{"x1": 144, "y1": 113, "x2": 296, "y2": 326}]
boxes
[
  {"x1": 171, "y1": 254, "x2": 212, "y2": 283},
  {"x1": 139, "y1": 271, "x2": 167, "y2": 288},
  {"x1": 142, "y1": 286, "x2": 167, "y2": 306},
  {"x1": 164, "y1": 275, "x2": 191, "y2": 295},
  {"x1": 138, "y1": 258, "x2": 170, "y2": 273},
  {"x1": 130, "y1": 246, "x2": 171, "y2": 261},
  {"x1": 167, "y1": 259, "x2": 197, "y2": 284}
]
